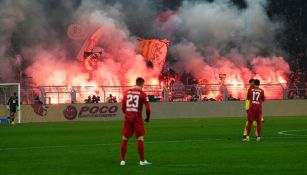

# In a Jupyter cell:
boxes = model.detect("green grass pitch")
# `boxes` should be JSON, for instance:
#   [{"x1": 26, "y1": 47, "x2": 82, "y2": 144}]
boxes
[{"x1": 1, "y1": 116, "x2": 307, "y2": 175}]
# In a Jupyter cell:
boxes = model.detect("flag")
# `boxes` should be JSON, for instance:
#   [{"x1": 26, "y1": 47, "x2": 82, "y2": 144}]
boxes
[
  {"x1": 138, "y1": 39, "x2": 170, "y2": 73},
  {"x1": 32, "y1": 104, "x2": 47, "y2": 116}
]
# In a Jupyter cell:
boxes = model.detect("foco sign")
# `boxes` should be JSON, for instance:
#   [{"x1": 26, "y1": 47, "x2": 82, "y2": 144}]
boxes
[{"x1": 63, "y1": 104, "x2": 119, "y2": 120}]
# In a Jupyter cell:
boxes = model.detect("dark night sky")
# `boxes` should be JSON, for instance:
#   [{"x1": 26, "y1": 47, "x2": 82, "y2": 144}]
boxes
[{"x1": 267, "y1": 0, "x2": 307, "y2": 73}]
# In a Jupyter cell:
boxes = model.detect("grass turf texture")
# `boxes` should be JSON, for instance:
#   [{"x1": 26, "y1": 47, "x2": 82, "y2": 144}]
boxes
[{"x1": 1, "y1": 116, "x2": 307, "y2": 175}]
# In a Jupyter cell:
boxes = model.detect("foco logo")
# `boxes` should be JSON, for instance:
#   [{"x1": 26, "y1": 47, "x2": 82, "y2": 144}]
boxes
[{"x1": 63, "y1": 105, "x2": 119, "y2": 120}]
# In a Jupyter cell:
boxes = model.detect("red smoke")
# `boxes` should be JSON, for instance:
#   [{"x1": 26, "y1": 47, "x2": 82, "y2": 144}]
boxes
[
  {"x1": 25, "y1": 22, "x2": 161, "y2": 103},
  {"x1": 172, "y1": 43, "x2": 290, "y2": 100},
  {"x1": 25, "y1": 28, "x2": 290, "y2": 103},
  {"x1": 24, "y1": 3, "x2": 291, "y2": 103}
]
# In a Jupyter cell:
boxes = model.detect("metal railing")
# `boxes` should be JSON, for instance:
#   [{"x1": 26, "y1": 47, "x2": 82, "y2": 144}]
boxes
[
  {"x1": 19, "y1": 85, "x2": 164, "y2": 104},
  {"x1": 1, "y1": 83, "x2": 306, "y2": 105}
]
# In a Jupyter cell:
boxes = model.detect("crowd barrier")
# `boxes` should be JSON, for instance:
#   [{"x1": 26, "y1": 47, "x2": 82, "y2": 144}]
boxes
[
  {"x1": 0, "y1": 100, "x2": 306, "y2": 123},
  {"x1": 1, "y1": 84, "x2": 306, "y2": 106}
]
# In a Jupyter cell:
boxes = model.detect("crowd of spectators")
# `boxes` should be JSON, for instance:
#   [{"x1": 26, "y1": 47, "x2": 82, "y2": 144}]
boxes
[
  {"x1": 84, "y1": 95, "x2": 101, "y2": 103},
  {"x1": 106, "y1": 94, "x2": 117, "y2": 103},
  {"x1": 84, "y1": 94, "x2": 117, "y2": 103}
]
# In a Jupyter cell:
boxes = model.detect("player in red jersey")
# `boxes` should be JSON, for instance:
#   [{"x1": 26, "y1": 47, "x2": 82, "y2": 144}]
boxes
[
  {"x1": 120, "y1": 77, "x2": 151, "y2": 166},
  {"x1": 243, "y1": 79, "x2": 265, "y2": 142}
]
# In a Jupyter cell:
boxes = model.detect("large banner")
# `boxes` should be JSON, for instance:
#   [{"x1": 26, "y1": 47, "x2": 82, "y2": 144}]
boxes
[
  {"x1": 138, "y1": 39, "x2": 169, "y2": 73},
  {"x1": 2, "y1": 100, "x2": 307, "y2": 123},
  {"x1": 4, "y1": 103, "x2": 122, "y2": 123},
  {"x1": 63, "y1": 104, "x2": 119, "y2": 121}
]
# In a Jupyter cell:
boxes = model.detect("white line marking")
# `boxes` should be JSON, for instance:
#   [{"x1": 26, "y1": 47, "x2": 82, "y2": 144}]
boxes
[
  {"x1": 0, "y1": 143, "x2": 116, "y2": 151},
  {"x1": 0, "y1": 136, "x2": 306, "y2": 151},
  {"x1": 278, "y1": 129, "x2": 307, "y2": 136}
]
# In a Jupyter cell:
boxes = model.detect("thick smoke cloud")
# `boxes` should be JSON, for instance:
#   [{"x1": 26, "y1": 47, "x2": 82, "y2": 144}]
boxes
[
  {"x1": 0, "y1": 1, "x2": 25, "y2": 82},
  {"x1": 167, "y1": 0, "x2": 289, "y2": 85},
  {"x1": 0, "y1": 0, "x2": 290, "y2": 91},
  {"x1": 0, "y1": 0, "x2": 160, "y2": 85},
  {"x1": 174, "y1": 0, "x2": 283, "y2": 54}
]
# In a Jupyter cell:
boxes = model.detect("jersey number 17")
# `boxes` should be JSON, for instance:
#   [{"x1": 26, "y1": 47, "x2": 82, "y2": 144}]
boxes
[{"x1": 252, "y1": 91, "x2": 261, "y2": 101}]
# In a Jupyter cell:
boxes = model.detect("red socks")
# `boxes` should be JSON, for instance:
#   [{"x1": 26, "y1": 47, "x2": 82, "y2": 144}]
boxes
[
  {"x1": 246, "y1": 120, "x2": 252, "y2": 136},
  {"x1": 245, "y1": 120, "x2": 262, "y2": 137},
  {"x1": 137, "y1": 140, "x2": 145, "y2": 161},
  {"x1": 121, "y1": 140, "x2": 145, "y2": 161},
  {"x1": 121, "y1": 140, "x2": 128, "y2": 161}
]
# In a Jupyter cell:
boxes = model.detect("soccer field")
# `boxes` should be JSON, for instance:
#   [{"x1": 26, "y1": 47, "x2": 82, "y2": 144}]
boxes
[{"x1": 1, "y1": 116, "x2": 307, "y2": 175}]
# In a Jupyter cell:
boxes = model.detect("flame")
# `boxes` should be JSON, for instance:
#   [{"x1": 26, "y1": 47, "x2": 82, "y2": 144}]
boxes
[
  {"x1": 224, "y1": 75, "x2": 245, "y2": 99},
  {"x1": 231, "y1": 78, "x2": 238, "y2": 87},
  {"x1": 206, "y1": 91, "x2": 220, "y2": 100},
  {"x1": 209, "y1": 92, "x2": 213, "y2": 98},
  {"x1": 214, "y1": 91, "x2": 220, "y2": 99},
  {"x1": 129, "y1": 80, "x2": 134, "y2": 86},
  {"x1": 149, "y1": 78, "x2": 159, "y2": 85},
  {"x1": 278, "y1": 76, "x2": 286, "y2": 84}
]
